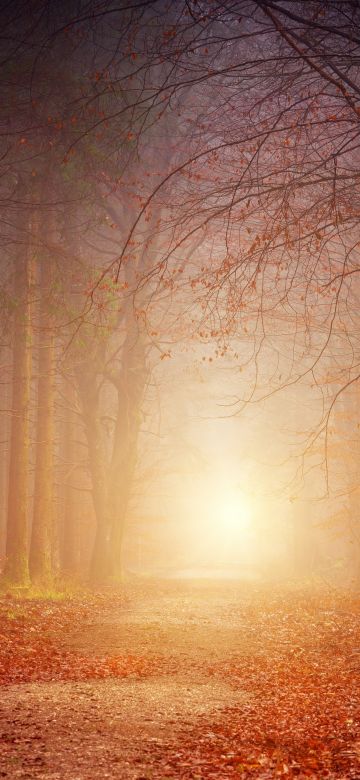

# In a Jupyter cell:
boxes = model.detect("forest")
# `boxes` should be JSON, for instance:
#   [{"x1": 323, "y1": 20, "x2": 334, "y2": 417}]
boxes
[{"x1": 0, "y1": 1, "x2": 360, "y2": 778}]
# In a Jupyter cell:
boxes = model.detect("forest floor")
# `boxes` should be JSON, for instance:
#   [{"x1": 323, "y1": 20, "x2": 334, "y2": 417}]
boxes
[{"x1": 0, "y1": 578, "x2": 360, "y2": 779}]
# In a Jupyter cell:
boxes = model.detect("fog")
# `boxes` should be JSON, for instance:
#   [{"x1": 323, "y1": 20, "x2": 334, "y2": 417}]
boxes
[{"x1": 0, "y1": 0, "x2": 359, "y2": 591}]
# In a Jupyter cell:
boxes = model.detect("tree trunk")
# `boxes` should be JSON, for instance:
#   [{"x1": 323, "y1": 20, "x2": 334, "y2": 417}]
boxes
[
  {"x1": 348, "y1": 488, "x2": 360, "y2": 589},
  {"x1": 60, "y1": 207, "x2": 82, "y2": 578},
  {"x1": 86, "y1": 423, "x2": 109, "y2": 584},
  {"x1": 29, "y1": 216, "x2": 55, "y2": 585},
  {"x1": 0, "y1": 351, "x2": 10, "y2": 568},
  {"x1": 4, "y1": 210, "x2": 32, "y2": 586},
  {"x1": 78, "y1": 371, "x2": 109, "y2": 584},
  {"x1": 108, "y1": 314, "x2": 148, "y2": 579},
  {"x1": 60, "y1": 376, "x2": 79, "y2": 577}
]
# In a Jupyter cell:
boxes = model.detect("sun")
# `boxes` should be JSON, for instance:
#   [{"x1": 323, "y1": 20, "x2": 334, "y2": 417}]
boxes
[
  {"x1": 215, "y1": 493, "x2": 252, "y2": 535},
  {"x1": 181, "y1": 476, "x2": 255, "y2": 568}
]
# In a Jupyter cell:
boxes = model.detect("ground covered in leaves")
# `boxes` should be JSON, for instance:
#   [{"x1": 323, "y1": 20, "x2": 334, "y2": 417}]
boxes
[{"x1": 0, "y1": 578, "x2": 359, "y2": 779}]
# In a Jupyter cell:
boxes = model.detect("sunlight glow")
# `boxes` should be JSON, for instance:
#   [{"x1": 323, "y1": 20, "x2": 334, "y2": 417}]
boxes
[
  {"x1": 182, "y1": 476, "x2": 256, "y2": 569},
  {"x1": 211, "y1": 493, "x2": 252, "y2": 537}
]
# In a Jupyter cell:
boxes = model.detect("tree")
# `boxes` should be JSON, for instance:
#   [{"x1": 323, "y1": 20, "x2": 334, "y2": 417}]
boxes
[
  {"x1": 29, "y1": 202, "x2": 56, "y2": 584},
  {"x1": 4, "y1": 192, "x2": 33, "y2": 586},
  {"x1": 2, "y1": 0, "x2": 360, "y2": 588}
]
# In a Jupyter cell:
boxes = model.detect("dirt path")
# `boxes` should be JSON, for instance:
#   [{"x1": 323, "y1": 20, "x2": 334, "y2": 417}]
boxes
[{"x1": 1, "y1": 579, "x2": 360, "y2": 778}]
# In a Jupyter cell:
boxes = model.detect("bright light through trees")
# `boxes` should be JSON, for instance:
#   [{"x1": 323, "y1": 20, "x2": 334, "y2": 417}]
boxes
[
  {"x1": 183, "y1": 478, "x2": 254, "y2": 569},
  {"x1": 2, "y1": 7, "x2": 360, "y2": 777},
  {"x1": 0, "y1": 0, "x2": 359, "y2": 588}
]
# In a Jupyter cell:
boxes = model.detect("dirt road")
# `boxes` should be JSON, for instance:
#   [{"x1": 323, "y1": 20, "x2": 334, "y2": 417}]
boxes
[{"x1": 1, "y1": 579, "x2": 359, "y2": 778}]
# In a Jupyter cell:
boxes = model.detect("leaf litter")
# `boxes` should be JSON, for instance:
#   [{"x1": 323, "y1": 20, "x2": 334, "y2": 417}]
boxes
[{"x1": 0, "y1": 580, "x2": 359, "y2": 778}]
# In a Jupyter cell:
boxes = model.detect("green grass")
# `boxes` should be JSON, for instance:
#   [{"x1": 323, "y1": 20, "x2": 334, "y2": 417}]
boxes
[{"x1": 0, "y1": 575, "x2": 87, "y2": 601}]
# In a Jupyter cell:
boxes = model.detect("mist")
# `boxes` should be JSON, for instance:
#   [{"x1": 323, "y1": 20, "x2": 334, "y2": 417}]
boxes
[{"x1": 1, "y1": 3, "x2": 360, "y2": 778}]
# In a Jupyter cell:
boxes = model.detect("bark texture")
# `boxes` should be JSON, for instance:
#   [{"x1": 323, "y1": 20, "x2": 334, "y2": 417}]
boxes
[
  {"x1": 4, "y1": 209, "x2": 32, "y2": 586},
  {"x1": 29, "y1": 214, "x2": 55, "y2": 584}
]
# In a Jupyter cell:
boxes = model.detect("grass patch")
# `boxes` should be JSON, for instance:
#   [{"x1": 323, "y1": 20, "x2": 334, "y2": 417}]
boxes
[{"x1": 0, "y1": 576, "x2": 86, "y2": 602}]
